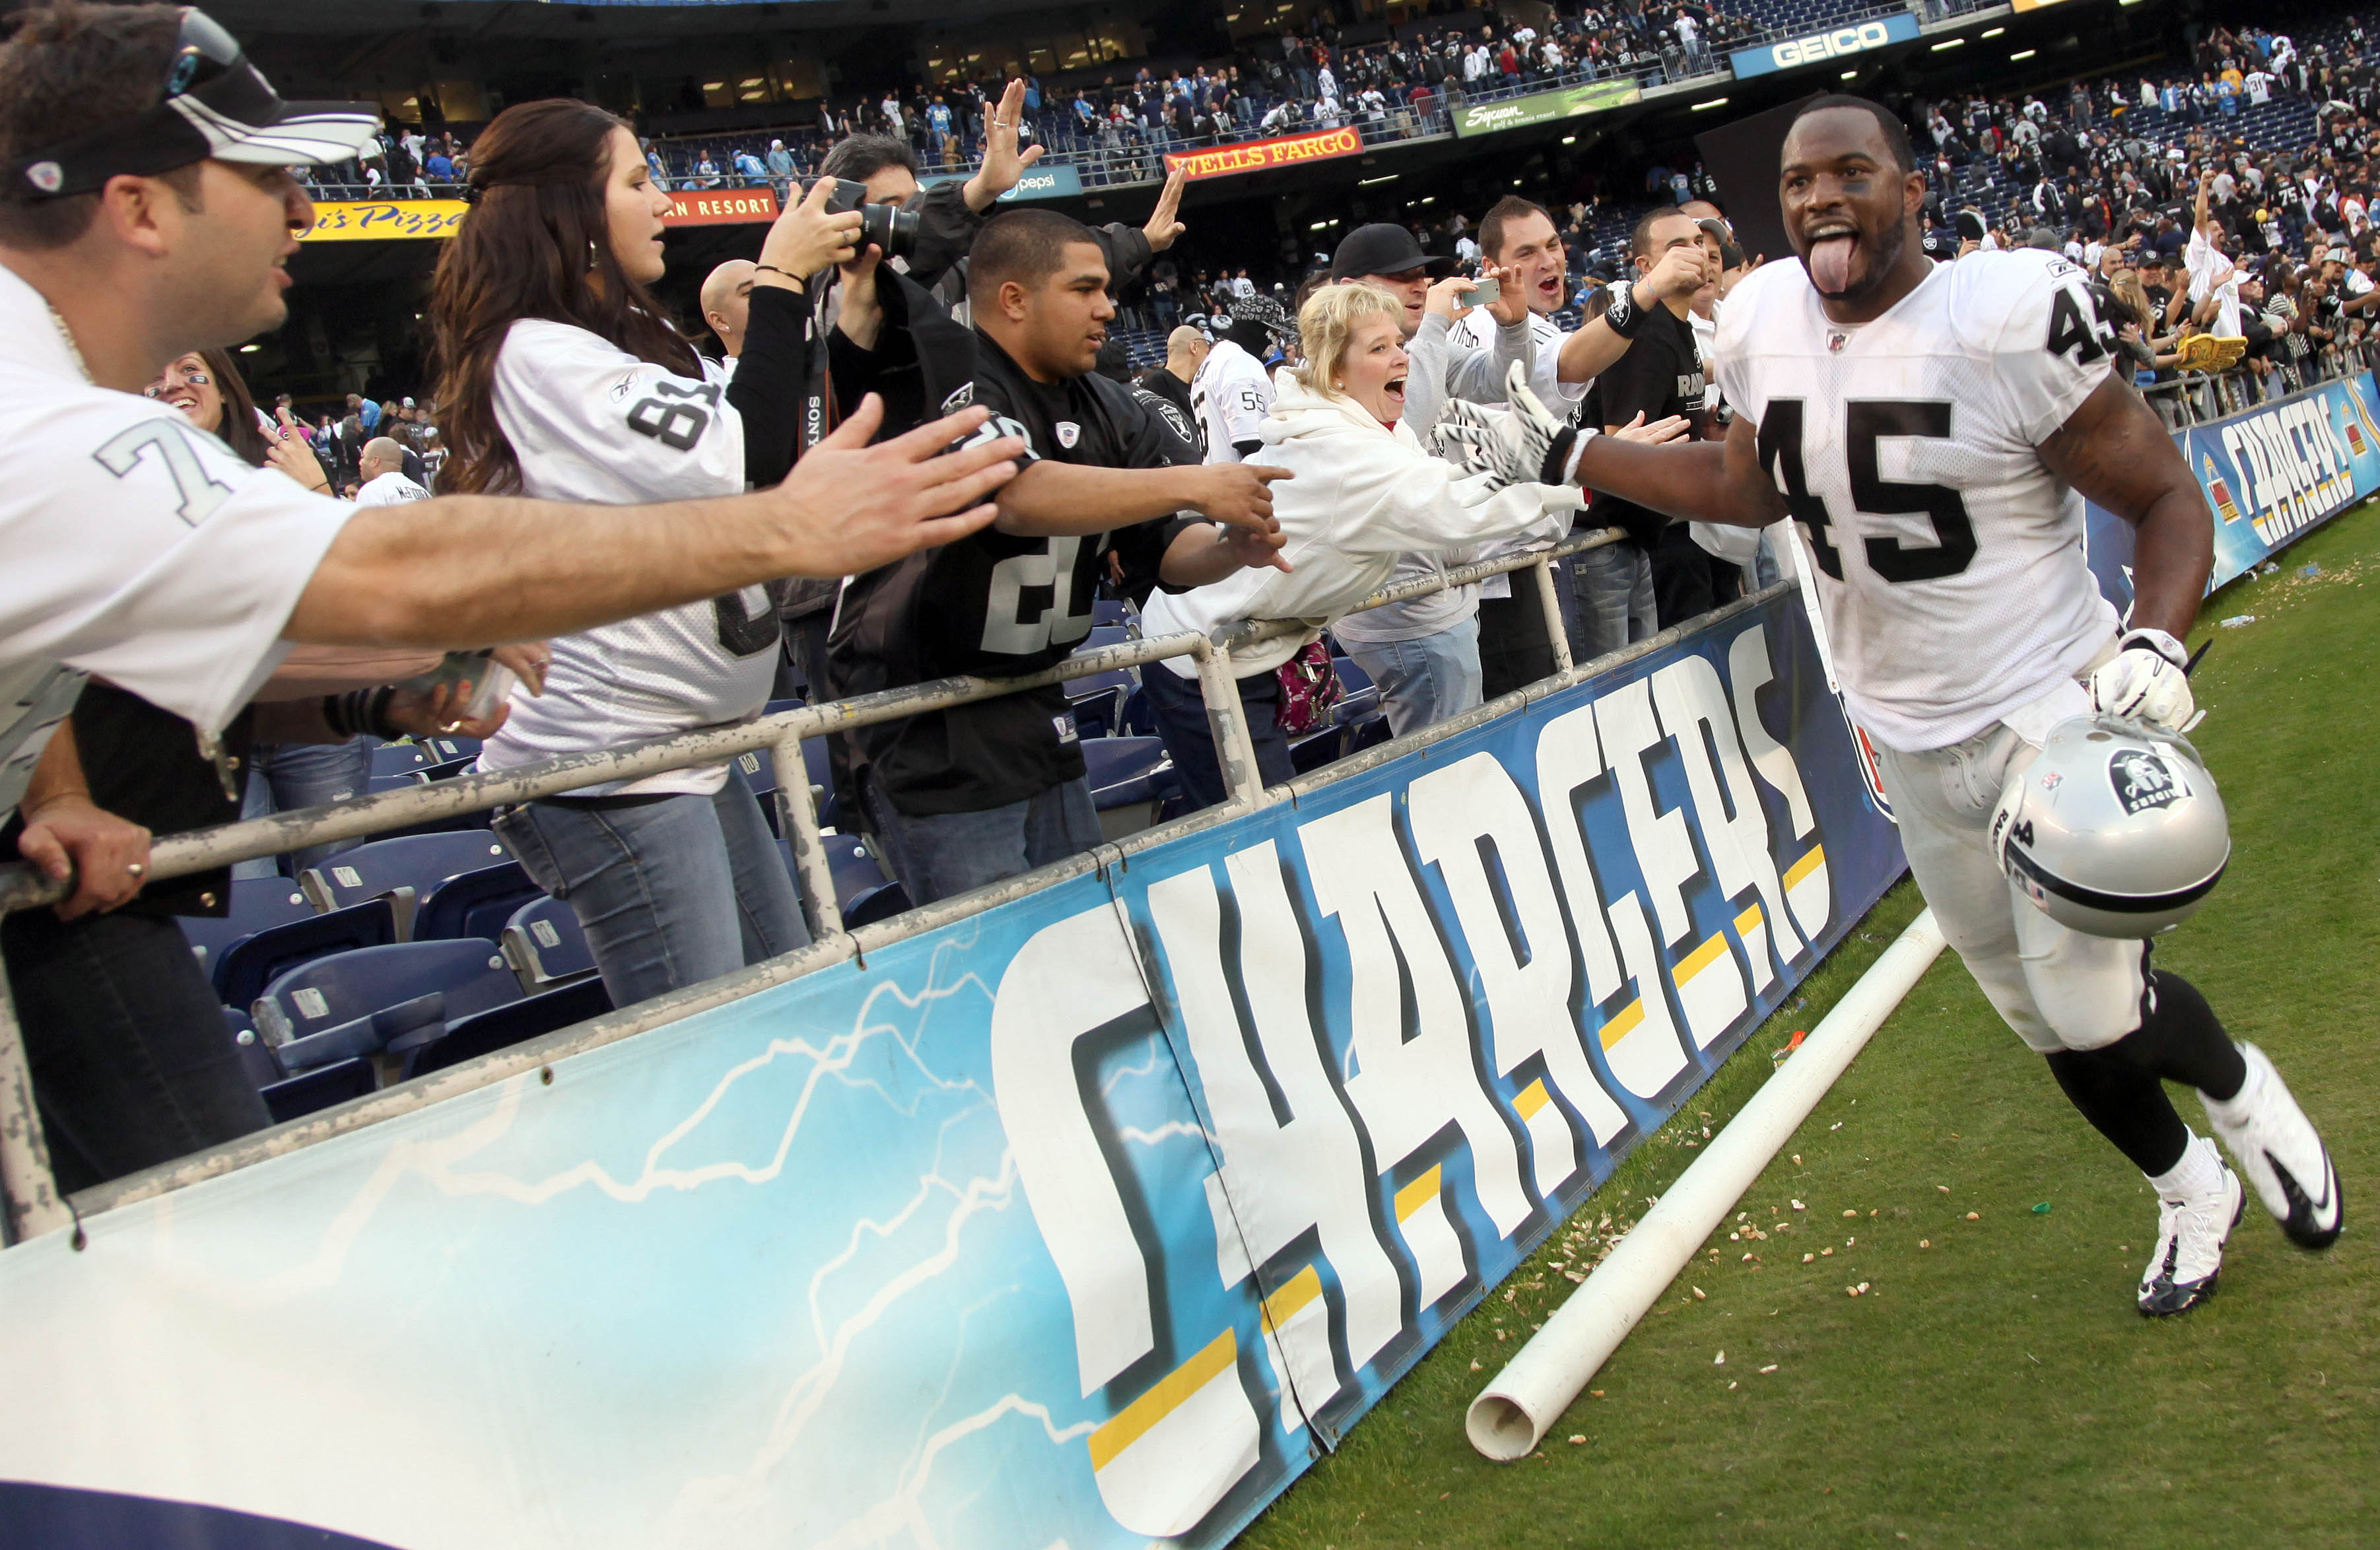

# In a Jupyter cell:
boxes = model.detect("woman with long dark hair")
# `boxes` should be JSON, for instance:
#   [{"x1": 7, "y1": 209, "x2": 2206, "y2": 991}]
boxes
[{"x1": 430, "y1": 96, "x2": 866, "y2": 1008}]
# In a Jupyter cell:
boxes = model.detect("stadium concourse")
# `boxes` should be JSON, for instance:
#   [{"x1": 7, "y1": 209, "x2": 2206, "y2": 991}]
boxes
[{"x1": 0, "y1": 0, "x2": 2375, "y2": 1543}]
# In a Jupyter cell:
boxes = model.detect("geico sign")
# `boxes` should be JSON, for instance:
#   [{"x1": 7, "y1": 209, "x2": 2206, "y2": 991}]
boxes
[{"x1": 1772, "y1": 21, "x2": 1894, "y2": 67}]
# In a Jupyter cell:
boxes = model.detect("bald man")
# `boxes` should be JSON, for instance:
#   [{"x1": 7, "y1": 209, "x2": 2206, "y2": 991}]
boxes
[
  {"x1": 701, "y1": 258, "x2": 759, "y2": 370},
  {"x1": 354, "y1": 437, "x2": 431, "y2": 507},
  {"x1": 1132, "y1": 324, "x2": 1208, "y2": 450}
]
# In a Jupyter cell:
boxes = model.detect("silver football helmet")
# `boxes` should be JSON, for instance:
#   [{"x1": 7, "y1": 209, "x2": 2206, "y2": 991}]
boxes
[{"x1": 1989, "y1": 715, "x2": 2231, "y2": 938}]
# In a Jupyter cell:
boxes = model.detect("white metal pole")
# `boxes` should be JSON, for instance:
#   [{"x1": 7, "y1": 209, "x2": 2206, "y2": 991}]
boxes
[{"x1": 1466, "y1": 908, "x2": 1946, "y2": 1461}]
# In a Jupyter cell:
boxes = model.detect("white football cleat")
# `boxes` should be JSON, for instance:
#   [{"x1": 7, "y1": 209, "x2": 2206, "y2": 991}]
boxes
[
  {"x1": 2138, "y1": 1163, "x2": 2244, "y2": 1318},
  {"x1": 2204, "y1": 1044, "x2": 2342, "y2": 1250}
]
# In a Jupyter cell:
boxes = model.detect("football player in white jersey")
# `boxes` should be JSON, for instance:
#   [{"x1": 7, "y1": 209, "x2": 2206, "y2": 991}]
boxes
[
  {"x1": 1568, "y1": 96, "x2": 2340, "y2": 1316},
  {"x1": 1192, "y1": 294, "x2": 1289, "y2": 463},
  {"x1": 430, "y1": 99, "x2": 877, "y2": 1011}
]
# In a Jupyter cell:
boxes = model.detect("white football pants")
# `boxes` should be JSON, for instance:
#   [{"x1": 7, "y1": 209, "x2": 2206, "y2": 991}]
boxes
[{"x1": 1874, "y1": 718, "x2": 2149, "y2": 1054}]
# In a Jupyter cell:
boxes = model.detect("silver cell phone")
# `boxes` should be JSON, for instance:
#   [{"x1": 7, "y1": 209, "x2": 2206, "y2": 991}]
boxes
[{"x1": 1466, "y1": 276, "x2": 1502, "y2": 308}]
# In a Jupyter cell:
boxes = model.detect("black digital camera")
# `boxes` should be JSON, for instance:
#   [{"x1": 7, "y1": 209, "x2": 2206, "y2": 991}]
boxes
[{"x1": 815, "y1": 176, "x2": 919, "y2": 261}]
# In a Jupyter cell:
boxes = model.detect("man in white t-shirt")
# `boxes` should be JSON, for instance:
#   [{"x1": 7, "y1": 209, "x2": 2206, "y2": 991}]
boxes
[
  {"x1": 0, "y1": 4, "x2": 1031, "y2": 1208},
  {"x1": 2183, "y1": 170, "x2": 2242, "y2": 339},
  {"x1": 354, "y1": 438, "x2": 430, "y2": 504}
]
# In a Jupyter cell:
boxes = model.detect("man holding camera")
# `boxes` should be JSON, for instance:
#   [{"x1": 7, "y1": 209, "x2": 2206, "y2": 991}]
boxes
[{"x1": 827, "y1": 210, "x2": 1290, "y2": 905}]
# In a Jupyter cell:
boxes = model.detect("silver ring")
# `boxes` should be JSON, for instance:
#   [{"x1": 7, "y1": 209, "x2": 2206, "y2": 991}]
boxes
[
  {"x1": 126, "y1": 862, "x2": 145, "y2": 877},
  {"x1": 996, "y1": 119, "x2": 1016, "y2": 129}
]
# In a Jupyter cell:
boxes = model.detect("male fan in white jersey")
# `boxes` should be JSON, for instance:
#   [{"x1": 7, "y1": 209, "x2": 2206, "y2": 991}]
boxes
[
  {"x1": 1192, "y1": 294, "x2": 1288, "y2": 463},
  {"x1": 1566, "y1": 95, "x2": 2340, "y2": 1318}
]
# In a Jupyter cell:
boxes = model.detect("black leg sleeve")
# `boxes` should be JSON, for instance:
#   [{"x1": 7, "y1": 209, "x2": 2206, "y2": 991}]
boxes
[
  {"x1": 2097, "y1": 970, "x2": 2249, "y2": 1101},
  {"x1": 2044, "y1": 1048, "x2": 2192, "y2": 1177}
]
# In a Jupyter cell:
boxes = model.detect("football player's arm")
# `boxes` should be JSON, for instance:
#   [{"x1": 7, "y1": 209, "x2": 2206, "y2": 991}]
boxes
[
  {"x1": 1569, "y1": 409, "x2": 1783, "y2": 528},
  {"x1": 2035, "y1": 374, "x2": 2211, "y2": 642},
  {"x1": 286, "y1": 397, "x2": 1022, "y2": 648}
]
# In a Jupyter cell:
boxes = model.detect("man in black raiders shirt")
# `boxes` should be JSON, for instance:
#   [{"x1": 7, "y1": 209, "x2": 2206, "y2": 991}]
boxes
[
  {"x1": 1594, "y1": 206, "x2": 1718, "y2": 630},
  {"x1": 831, "y1": 209, "x2": 1289, "y2": 904}
]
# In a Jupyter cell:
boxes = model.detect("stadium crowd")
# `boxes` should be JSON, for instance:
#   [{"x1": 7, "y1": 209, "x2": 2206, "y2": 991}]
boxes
[{"x1": 1, "y1": 0, "x2": 2378, "y2": 1205}]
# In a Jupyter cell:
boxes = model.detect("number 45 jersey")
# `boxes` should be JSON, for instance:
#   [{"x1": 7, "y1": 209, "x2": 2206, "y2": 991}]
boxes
[
  {"x1": 477, "y1": 318, "x2": 776, "y2": 796},
  {"x1": 1715, "y1": 250, "x2": 2123, "y2": 753}
]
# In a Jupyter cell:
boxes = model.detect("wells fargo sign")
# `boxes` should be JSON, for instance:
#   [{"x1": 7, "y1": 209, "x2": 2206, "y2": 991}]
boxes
[{"x1": 1163, "y1": 125, "x2": 1363, "y2": 182}]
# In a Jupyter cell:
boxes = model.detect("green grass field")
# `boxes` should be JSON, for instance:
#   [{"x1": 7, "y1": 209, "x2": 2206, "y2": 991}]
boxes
[{"x1": 1237, "y1": 501, "x2": 2380, "y2": 1550}]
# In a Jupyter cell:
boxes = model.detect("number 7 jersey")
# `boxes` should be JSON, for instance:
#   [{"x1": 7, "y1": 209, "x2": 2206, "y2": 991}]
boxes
[{"x1": 1714, "y1": 250, "x2": 2123, "y2": 753}]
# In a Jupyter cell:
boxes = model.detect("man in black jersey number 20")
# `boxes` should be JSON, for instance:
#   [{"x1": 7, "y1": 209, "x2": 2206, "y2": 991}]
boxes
[{"x1": 830, "y1": 209, "x2": 1291, "y2": 906}]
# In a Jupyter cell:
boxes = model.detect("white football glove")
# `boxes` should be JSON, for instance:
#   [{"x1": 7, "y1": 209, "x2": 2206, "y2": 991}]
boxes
[
  {"x1": 1429, "y1": 361, "x2": 1581, "y2": 491},
  {"x1": 2088, "y1": 628, "x2": 2200, "y2": 733}
]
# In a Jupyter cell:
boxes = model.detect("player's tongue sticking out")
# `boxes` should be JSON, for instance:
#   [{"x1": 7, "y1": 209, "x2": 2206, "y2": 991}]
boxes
[{"x1": 1808, "y1": 233, "x2": 1858, "y2": 294}]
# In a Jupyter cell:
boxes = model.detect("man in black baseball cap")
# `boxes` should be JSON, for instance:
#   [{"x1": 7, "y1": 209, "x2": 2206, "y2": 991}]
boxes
[{"x1": 1329, "y1": 220, "x2": 1458, "y2": 337}]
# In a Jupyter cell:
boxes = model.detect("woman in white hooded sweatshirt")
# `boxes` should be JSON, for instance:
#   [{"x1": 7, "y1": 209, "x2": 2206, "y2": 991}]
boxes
[{"x1": 1139, "y1": 282, "x2": 1682, "y2": 809}]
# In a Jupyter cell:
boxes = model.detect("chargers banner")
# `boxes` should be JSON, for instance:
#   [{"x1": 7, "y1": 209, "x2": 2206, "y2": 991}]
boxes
[
  {"x1": 2084, "y1": 370, "x2": 2380, "y2": 616},
  {"x1": 0, "y1": 593, "x2": 1901, "y2": 1550},
  {"x1": 1729, "y1": 12, "x2": 1918, "y2": 79}
]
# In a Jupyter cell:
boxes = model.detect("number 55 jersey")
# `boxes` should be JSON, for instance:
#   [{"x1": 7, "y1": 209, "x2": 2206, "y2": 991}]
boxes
[
  {"x1": 475, "y1": 318, "x2": 777, "y2": 797},
  {"x1": 1714, "y1": 250, "x2": 2123, "y2": 753}
]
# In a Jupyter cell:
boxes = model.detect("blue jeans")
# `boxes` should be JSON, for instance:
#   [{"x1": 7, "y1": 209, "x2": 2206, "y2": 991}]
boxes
[
  {"x1": 1343, "y1": 613, "x2": 1483, "y2": 738},
  {"x1": 862, "y1": 776, "x2": 1103, "y2": 907},
  {"x1": 1569, "y1": 541, "x2": 1656, "y2": 665},
  {"x1": 493, "y1": 768, "x2": 807, "y2": 1010},
  {"x1": 1139, "y1": 660, "x2": 1295, "y2": 812},
  {"x1": 235, "y1": 738, "x2": 374, "y2": 879}
]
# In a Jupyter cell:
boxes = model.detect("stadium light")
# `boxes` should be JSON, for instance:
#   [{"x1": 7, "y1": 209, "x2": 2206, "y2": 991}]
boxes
[
  {"x1": 1691, "y1": 96, "x2": 1728, "y2": 110},
  {"x1": 1359, "y1": 173, "x2": 1398, "y2": 185},
  {"x1": 1982, "y1": 26, "x2": 2005, "y2": 36},
  {"x1": 1840, "y1": 69, "x2": 1858, "y2": 79},
  {"x1": 238, "y1": 343, "x2": 261, "y2": 353},
  {"x1": 1561, "y1": 135, "x2": 1577, "y2": 144},
  {"x1": 2011, "y1": 48, "x2": 2037, "y2": 59},
  {"x1": 1930, "y1": 37, "x2": 1965, "y2": 50}
]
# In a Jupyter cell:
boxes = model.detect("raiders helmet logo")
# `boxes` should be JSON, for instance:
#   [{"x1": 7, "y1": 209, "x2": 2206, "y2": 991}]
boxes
[
  {"x1": 939, "y1": 382, "x2": 974, "y2": 415},
  {"x1": 26, "y1": 160, "x2": 63, "y2": 195},
  {"x1": 2109, "y1": 749, "x2": 2183, "y2": 815},
  {"x1": 1056, "y1": 421, "x2": 1081, "y2": 448}
]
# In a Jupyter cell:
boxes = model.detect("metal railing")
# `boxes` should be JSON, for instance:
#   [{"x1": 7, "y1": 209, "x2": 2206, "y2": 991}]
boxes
[
  {"x1": 2138, "y1": 337, "x2": 2378, "y2": 429},
  {"x1": 0, "y1": 527, "x2": 1660, "y2": 1246}
]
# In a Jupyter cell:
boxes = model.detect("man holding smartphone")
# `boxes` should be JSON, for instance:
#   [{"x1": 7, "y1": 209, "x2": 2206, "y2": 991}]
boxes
[{"x1": 1592, "y1": 207, "x2": 1717, "y2": 630}]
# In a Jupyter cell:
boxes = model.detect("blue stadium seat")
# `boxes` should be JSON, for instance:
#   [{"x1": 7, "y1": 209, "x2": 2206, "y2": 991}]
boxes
[
  {"x1": 730, "y1": 750, "x2": 782, "y2": 836},
  {"x1": 500, "y1": 896, "x2": 595, "y2": 992},
  {"x1": 772, "y1": 834, "x2": 892, "y2": 917},
  {"x1": 1330, "y1": 654, "x2": 1373, "y2": 694},
  {"x1": 844, "y1": 881, "x2": 912, "y2": 929},
  {"x1": 177, "y1": 879, "x2": 314, "y2": 981},
  {"x1": 259, "y1": 1058, "x2": 378, "y2": 1124},
  {"x1": 413, "y1": 861, "x2": 542, "y2": 944},
  {"x1": 1092, "y1": 598, "x2": 1137, "y2": 628},
  {"x1": 1083, "y1": 624, "x2": 1132, "y2": 653},
  {"x1": 212, "y1": 896, "x2": 401, "y2": 1010},
  {"x1": 223, "y1": 1007, "x2": 283, "y2": 1092},
  {"x1": 401, "y1": 976, "x2": 613, "y2": 1080},
  {"x1": 369, "y1": 741, "x2": 433, "y2": 778},
  {"x1": 417, "y1": 755, "x2": 477, "y2": 783},
  {"x1": 300, "y1": 832, "x2": 514, "y2": 936},
  {"x1": 1291, "y1": 724, "x2": 1351, "y2": 775},
  {"x1": 1066, "y1": 667, "x2": 1136, "y2": 739},
  {"x1": 253, "y1": 940, "x2": 522, "y2": 1074},
  {"x1": 416, "y1": 734, "x2": 480, "y2": 765},
  {"x1": 1085, "y1": 736, "x2": 1178, "y2": 840}
]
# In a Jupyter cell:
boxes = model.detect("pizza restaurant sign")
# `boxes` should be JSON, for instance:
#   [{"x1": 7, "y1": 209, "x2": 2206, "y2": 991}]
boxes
[
  {"x1": 1164, "y1": 126, "x2": 1363, "y2": 182},
  {"x1": 298, "y1": 199, "x2": 468, "y2": 242}
]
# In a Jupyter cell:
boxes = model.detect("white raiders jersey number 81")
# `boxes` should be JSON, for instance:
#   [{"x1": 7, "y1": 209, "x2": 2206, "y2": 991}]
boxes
[{"x1": 1714, "y1": 251, "x2": 2123, "y2": 751}]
